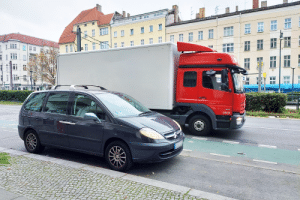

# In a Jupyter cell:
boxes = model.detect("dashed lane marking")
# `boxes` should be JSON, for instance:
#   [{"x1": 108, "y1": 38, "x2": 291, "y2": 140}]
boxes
[
  {"x1": 253, "y1": 159, "x2": 277, "y2": 165},
  {"x1": 210, "y1": 153, "x2": 230, "y2": 158},
  {"x1": 258, "y1": 144, "x2": 277, "y2": 149},
  {"x1": 223, "y1": 140, "x2": 239, "y2": 144},
  {"x1": 183, "y1": 149, "x2": 192, "y2": 152},
  {"x1": 191, "y1": 137, "x2": 207, "y2": 140},
  {"x1": 243, "y1": 126, "x2": 300, "y2": 132}
]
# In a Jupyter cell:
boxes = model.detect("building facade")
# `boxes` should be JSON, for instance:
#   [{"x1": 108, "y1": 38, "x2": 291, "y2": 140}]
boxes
[
  {"x1": 0, "y1": 33, "x2": 58, "y2": 90},
  {"x1": 166, "y1": 1, "x2": 300, "y2": 86}
]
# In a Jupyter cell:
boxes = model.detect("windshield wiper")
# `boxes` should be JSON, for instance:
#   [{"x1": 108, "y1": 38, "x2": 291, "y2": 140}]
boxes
[{"x1": 139, "y1": 111, "x2": 152, "y2": 116}]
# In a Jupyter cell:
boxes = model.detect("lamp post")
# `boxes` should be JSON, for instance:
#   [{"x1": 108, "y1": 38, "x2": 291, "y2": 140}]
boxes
[
  {"x1": 292, "y1": 66, "x2": 295, "y2": 91},
  {"x1": 279, "y1": 30, "x2": 283, "y2": 93},
  {"x1": 30, "y1": 70, "x2": 33, "y2": 91}
]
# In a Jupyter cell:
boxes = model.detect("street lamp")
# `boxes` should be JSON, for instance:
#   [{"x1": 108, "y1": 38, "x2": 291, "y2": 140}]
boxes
[
  {"x1": 278, "y1": 30, "x2": 283, "y2": 93},
  {"x1": 292, "y1": 66, "x2": 295, "y2": 91},
  {"x1": 30, "y1": 70, "x2": 33, "y2": 91}
]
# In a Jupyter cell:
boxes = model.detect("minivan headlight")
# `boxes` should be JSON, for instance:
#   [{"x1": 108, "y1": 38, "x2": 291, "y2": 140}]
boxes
[
  {"x1": 173, "y1": 120, "x2": 182, "y2": 131},
  {"x1": 139, "y1": 128, "x2": 164, "y2": 140}
]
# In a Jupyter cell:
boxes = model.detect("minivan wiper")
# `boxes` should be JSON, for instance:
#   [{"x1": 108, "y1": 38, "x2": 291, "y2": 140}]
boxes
[{"x1": 139, "y1": 111, "x2": 152, "y2": 116}]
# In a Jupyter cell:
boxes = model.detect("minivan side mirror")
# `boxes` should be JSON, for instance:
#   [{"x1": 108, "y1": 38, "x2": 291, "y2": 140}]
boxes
[{"x1": 84, "y1": 113, "x2": 101, "y2": 123}]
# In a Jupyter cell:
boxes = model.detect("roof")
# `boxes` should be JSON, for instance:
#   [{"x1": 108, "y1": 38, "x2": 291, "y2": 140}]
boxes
[
  {"x1": 0, "y1": 33, "x2": 59, "y2": 48},
  {"x1": 59, "y1": 7, "x2": 114, "y2": 44},
  {"x1": 167, "y1": 1, "x2": 300, "y2": 27}
]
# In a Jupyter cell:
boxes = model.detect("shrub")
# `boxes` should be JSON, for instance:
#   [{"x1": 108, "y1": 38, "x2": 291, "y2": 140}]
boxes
[
  {"x1": 246, "y1": 93, "x2": 287, "y2": 113},
  {"x1": 0, "y1": 90, "x2": 33, "y2": 102}
]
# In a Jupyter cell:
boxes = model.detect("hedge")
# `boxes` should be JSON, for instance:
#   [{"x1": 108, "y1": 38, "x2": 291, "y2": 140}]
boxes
[
  {"x1": 246, "y1": 93, "x2": 287, "y2": 113},
  {"x1": 0, "y1": 90, "x2": 33, "y2": 102}
]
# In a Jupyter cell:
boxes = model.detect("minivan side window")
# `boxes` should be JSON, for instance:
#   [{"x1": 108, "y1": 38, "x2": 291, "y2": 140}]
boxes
[
  {"x1": 24, "y1": 93, "x2": 47, "y2": 112},
  {"x1": 44, "y1": 93, "x2": 69, "y2": 115},
  {"x1": 202, "y1": 71, "x2": 222, "y2": 91},
  {"x1": 183, "y1": 71, "x2": 197, "y2": 87},
  {"x1": 72, "y1": 94, "x2": 105, "y2": 120}
]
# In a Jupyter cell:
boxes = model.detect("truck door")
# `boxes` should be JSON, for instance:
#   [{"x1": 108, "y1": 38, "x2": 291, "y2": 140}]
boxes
[
  {"x1": 198, "y1": 69, "x2": 233, "y2": 116},
  {"x1": 176, "y1": 69, "x2": 199, "y2": 104}
]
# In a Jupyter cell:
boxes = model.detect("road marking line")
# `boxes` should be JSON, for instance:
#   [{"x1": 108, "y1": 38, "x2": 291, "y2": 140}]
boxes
[
  {"x1": 253, "y1": 159, "x2": 277, "y2": 165},
  {"x1": 223, "y1": 140, "x2": 239, "y2": 144},
  {"x1": 298, "y1": 149, "x2": 300, "y2": 151},
  {"x1": 244, "y1": 126, "x2": 300, "y2": 132},
  {"x1": 188, "y1": 141, "x2": 194, "y2": 143},
  {"x1": 183, "y1": 149, "x2": 192, "y2": 152},
  {"x1": 258, "y1": 144, "x2": 277, "y2": 149},
  {"x1": 192, "y1": 137, "x2": 207, "y2": 141},
  {"x1": 210, "y1": 153, "x2": 230, "y2": 158}
]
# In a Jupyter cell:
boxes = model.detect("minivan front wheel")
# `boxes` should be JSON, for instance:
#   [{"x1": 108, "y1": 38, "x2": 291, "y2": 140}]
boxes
[
  {"x1": 105, "y1": 141, "x2": 133, "y2": 172},
  {"x1": 24, "y1": 130, "x2": 44, "y2": 153}
]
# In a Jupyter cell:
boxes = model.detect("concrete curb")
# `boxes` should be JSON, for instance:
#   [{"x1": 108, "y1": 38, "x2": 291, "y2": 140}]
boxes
[{"x1": 0, "y1": 147, "x2": 236, "y2": 200}]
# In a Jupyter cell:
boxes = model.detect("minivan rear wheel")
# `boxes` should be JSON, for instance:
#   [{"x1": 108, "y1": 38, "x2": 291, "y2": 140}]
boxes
[
  {"x1": 105, "y1": 141, "x2": 133, "y2": 172},
  {"x1": 24, "y1": 130, "x2": 44, "y2": 153}
]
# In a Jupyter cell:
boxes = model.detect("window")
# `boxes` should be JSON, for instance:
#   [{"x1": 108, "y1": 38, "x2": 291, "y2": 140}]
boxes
[
  {"x1": 71, "y1": 94, "x2": 104, "y2": 119},
  {"x1": 198, "y1": 31, "x2": 203, "y2": 40},
  {"x1": 245, "y1": 77, "x2": 250, "y2": 85},
  {"x1": 271, "y1": 20, "x2": 277, "y2": 31},
  {"x1": 11, "y1": 53, "x2": 17, "y2": 60},
  {"x1": 29, "y1": 46, "x2": 32, "y2": 51},
  {"x1": 130, "y1": 29, "x2": 134, "y2": 35},
  {"x1": 208, "y1": 29, "x2": 214, "y2": 39},
  {"x1": 121, "y1": 30, "x2": 124, "y2": 37},
  {"x1": 244, "y1": 41, "x2": 250, "y2": 51},
  {"x1": 70, "y1": 45, "x2": 73, "y2": 52},
  {"x1": 158, "y1": 37, "x2": 162, "y2": 43},
  {"x1": 121, "y1": 42, "x2": 124, "y2": 47},
  {"x1": 245, "y1": 24, "x2": 251, "y2": 34},
  {"x1": 10, "y1": 44, "x2": 17, "y2": 49},
  {"x1": 202, "y1": 71, "x2": 224, "y2": 91},
  {"x1": 299, "y1": 17, "x2": 300, "y2": 27},
  {"x1": 283, "y1": 76, "x2": 290, "y2": 84},
  {"x1": 23, "y1": 45, "x2": 26, "y2": 51},
  {"x1": 23, "y1": 65, "x2": 26, "y2": 71},
  {"x1": 141, "y1": 39, "x2": 144, "y2": 45},
  {"x1": 149, "y1": 25, "x2": 153, "y2": 32},
  {"x1": 141, "y1": 27, "x2": 144, "y2": 34},
  {"x1": 33, "y1": 47, "x2": 36, "y2": 51},
  {"x1": 298, "y1": 55, "x2": 300, "y2": 66},
  {"x1": 65, "y1": 45, "x2": 68, "y2": 53},
  {"x1": 24, "y1": 93, "x2": 47, "y2": 112},
  {"x1": 149, "y1": 38, "x2": 153, "y2": 44},
  {"x1": 158, "y1": 24, "x2": 162, "y2": 31},
  {"x1": 0, "y1": 65, "x2": 2, "y2": 71},
  {"x1": 130, "y1": 41, "x2": 134, "y2": 46},
  {"x1": 222, "y1": 43, "x2": 234, "y2": 52},
  {"x1": 100, "y1": 27, "x2": 108, "y2": 35},
  {"x1": 284, "y1": 18, "x2": 291, "y2": 29},
  {"x1": 270, "y1": 76, "x2": 276, "y2": 84},
  {"x1": 44, "y1": 93, "x2": 70, "y2": 115},
  {"x1": 170, "y1": 35, "x2": 174, "y2": 43},
  {"x1": 23, "y1": 55, "x2": 26, "y2": 61},
  {"x1": 12, "y1": 64, "x2": 17, "y2": 70},
  {"x1": 100, "y1": 41, "x2": 109, "y2": 49},
  {"x1": 257, "y1": 22, "x2": 264, "y2": 32},
  {"x1": 6, "y1": 55, "x2": 8, "y2": 60},
  {"x1": 270, "y1": 38, "x2": 277, "y2": 49},
  {"x1": 0, "y1": 75, "x2": 2, "y2": 81},
  {"x1": 0, "y1": 55, "x2": 2, "y2": 60},
  {"x1": 298, "y1": 76, "x2": 300, "y2": 83},
  {"x1": 91, "y1": 29, "x2": 95, "y2": 37},
  {"x1": 113, "y1": 43, "x2": 117, "y2": 48},
  {"x1": 85, "y1": 44, "x2": 88, "y2": 51},
  {"x1": 84, "y1": 24, "x2": 87, "y2": 27},
  {"x1": 299, "y1": 36, "x2": 300, "y2": 46},
  {"x1": 224, "y1": 26, "x2": 234, "y2": 36},
  {"x1": 284, "y1": 37, "x2": 291, "y2": 47},
  {"x1": 284, "y1": 55, "x2": 290, "y2": 67},
  {"x1": 244, "y1": 58, "x2": 250, "y2": 70},
  {"x1": 184, "y1": 71, "x2": 197, "y2": 87},
  {"x1": 92, "y1": 43, "x2": 96, "y2": 50},
  {"x1": 257, "y1": 40, "x2": 263, "y2": 50},
  {"x1": 208, "y1": 45, "x2": 213, "y2": 49},
  {"x1": 270, "y1": 56, "x2": 276, "y2": 68},
  {"x1": 189, "y1": 32, "x2": 193, "y2": 42},
  {"x1": 179, "y1": 34, "x2": 183, "y2": 42},
  {"x1": 256, "y1": 77, "x2": 263, "y2": 85}
]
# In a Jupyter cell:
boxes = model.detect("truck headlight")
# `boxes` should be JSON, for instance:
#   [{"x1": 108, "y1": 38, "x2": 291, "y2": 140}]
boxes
[
  {"x1": 236, "y1": 117, "x2": 243, "y2": 125},
  {"x1": 173, "y1": 120, "x2": 182, "y2": 131},
  {"x1": 139, "y1": 128, "x2": 164, "y2": 140}
]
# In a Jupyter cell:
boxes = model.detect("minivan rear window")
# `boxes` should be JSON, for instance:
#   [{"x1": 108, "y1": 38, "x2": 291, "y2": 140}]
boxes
[
  {"x1": 44, "y1": 93, "x2": 69, "y2": 115},
  {"x1": 24, "y1": 93, "x2": 47, "y2": 112}
]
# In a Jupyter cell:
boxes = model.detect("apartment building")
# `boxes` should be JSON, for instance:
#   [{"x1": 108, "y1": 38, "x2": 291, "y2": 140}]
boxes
[
  {"x1": 166, "y1": 1, "x2": 300, "y2": 86},
  {"x1": 0, "y1": 33, "x2": 58, "y2": 90}
]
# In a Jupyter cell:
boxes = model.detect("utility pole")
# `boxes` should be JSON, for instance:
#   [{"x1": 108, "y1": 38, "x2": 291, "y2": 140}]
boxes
[
  {"x1": 77, "y1": 26, "x2": 81, "y2": 52},
  {"x1": 9, "y1": 61, "x2": 13, "y2": 90},
  {"x1": 30, "y1": 70, "x2": 33, "y2": 91},
  {"x1": 279, "y1": 30, "x2": 283, "y2": 93},
  {"x1": 257, "y1": 61, "x2": 263, "y2": 93}
]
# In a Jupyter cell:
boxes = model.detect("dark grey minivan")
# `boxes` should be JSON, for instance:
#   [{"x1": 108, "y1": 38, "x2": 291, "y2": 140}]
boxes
[{"x1": 18, "y1": 85, "x2": 185, "y2": 171}]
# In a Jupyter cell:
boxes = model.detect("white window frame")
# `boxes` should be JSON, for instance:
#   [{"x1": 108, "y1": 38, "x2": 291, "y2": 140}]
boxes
[
  {"x1": 271, "y1": 20, "x2": 277, "y2": 31},
  {"x1": 84, "y1": 44, "x2": 88, "y2": 51},
  {"x1": 270, "y1": 38, "x2": 277, "y2": 49},
  {"x1": 141, "y1": 39, "x2": 144, "y2": 45},
  {"x1": 65, "y1": 45, "x2": 68, "y2": 53},
  {"x1": 23, "y1": 55, "x2": 26, "y2": 61},
  {"x1": 121, "y1": 30, "x2": 124, "y2": 37},
  {"x1": 92, "y1": 43, "x2": 96, "y2": 50},
  {"x1": 270, "y1": 76, "x2": 276, "y2": 84},
  {"x1": 170, "y1": 35, "x2": 174, "y2": 43},
  {"x1": 284, "y1": 18, "x2": 291, "y2": 29},
  {"x1": 222, "y1": 43, "x2": 234, "y2": 53},
  {"x1": 149, "y1": 38, "x2": 153, "y2": 44},
  {"x1": 149, "y1": 25, "x2": 153, "y2": 32},
  {"x1": 179, "y1": 34, "x2": 183, "y2": 42},
  {"x1": 284, "y1": 37, "x2": 291, "y2": 48},
  {"x1": 141, "y1": 27, "x2": 144, "y2": 34},
  {"x1": 130, "y1": 29, "x2": 134, "y2": 35},
  {"x1": 121, "y1": 42, "x2": 124, "y2": 47},
  {"x1": 284, "y1": 55, "x2": 291, "y2": 67},
  {"x1": 270, "y1": 56, "x2": 276, "y2": 68},
  {"x1": 257, "y1": 40, "x2": 263, "y2": 50},
  {"x1": 158, "y1": 24, "x2": 162, "y2": 31},
  {"x1": 224, "y1": 26, "x2": 234, "y2": 37},
  {"x1": 198, "y1": 31, "x2": 203, "y2": 40},
  {"x1": 92, "y1": 29, "x2": 95, "y2": 37},
  {"x1": 130, "y1": 41, "x2": 134, "y2": 46},
  {"x1": 244, "y1": 58, "x2": 250, "y2": 70},
  {"x1": 188, "y1": 32, "x2": 193, "y2": 42},
  {"x1": 11, "y1": 53, "x2": 17, "y2": 60},
  {"x1": 70, "y1": 45, "x2": 73, "y2": 52},
  {"x1": 84, "y1": 31, "x2": 87, "y2": 38},
  {"x1": 114, "y1": 43, "x2": 117, "y2": 48},
  {"x1": 257, "y1": 22, "x2": 264, "y2": 33},
  {"x1": 158, "y1": 37, "x2": 162, "y2": 43},
  {"x1": 100, "y1": 27, "x2": 108, "y2": 36},
  {"x1": 100, "y1": 41, "x2": 109, "y2": 49},
  {"x1": 244, "y1": 41, "x2": 250, "y2": 51},
  {"x1": 208, "y1": 29, "x2": 214, "y2": 39},
  {"x1": 283, "y1": 76, "x2": 290, "y2": 84},
  {"x1": 245, "y1": 24, "x2": 251, "y2": 34},
  {"x1": 114, "y1": 31, "x2": 117, "y2": 38}
]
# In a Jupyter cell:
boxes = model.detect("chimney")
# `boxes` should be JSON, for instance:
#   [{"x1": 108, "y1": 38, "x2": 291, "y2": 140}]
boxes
[
  {"x1": 253, "y1": 0, "x2": 259, "y2": 9},
  {"x1": 225, "y1": 7, "x2": 230, "y2": 13},
  {"x1": 172, "y1": 5, "x2": 179, "y2": 23},
  {"x1": 127, "y1": 13, "x2": 130, "y2": 18},
  {"x1": 122, "y1": 11, "x2": 126, "y2": 18},
  {"x1": 236, "y1": 6, "x2": 239, "y2": 12},
  {"x1": 196, "y1": 7, "x2": 205, "y2": 19},
  {"x1": 261, "y1": 1, "x2": 267, "y2": 8},
  {"x1": 283, "y1": 0, "x2": 288, "y2": 3},
  {"x1": 96, "y1": 4, "x2": 102, "y2": 12}
]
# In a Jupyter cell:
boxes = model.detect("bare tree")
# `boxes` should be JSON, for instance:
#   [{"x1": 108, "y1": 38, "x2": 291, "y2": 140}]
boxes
[{"x1": 27, "y1": 47, "x2": 58, "y2": 86}]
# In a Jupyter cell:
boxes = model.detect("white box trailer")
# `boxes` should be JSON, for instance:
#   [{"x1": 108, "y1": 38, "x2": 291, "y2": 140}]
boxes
[{"x1": 57, "y1": 43, "x2": 180, "y2": 110}]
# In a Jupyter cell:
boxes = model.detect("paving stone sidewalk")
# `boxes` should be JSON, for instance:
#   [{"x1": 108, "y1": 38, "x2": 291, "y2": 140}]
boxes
[{"x1": 0, "y1": 148, "x2": 235, "y2": 200}]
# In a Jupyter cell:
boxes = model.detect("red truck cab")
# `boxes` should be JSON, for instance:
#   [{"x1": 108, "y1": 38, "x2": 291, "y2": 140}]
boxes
[{"x1": 174, "y1": 42, "x2": 246, "y2": 135}]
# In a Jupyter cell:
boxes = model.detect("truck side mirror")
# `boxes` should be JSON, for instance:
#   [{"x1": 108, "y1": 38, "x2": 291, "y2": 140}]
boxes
[{"x1": 221, "y1": 69, "x2": 229, "y2": 91}]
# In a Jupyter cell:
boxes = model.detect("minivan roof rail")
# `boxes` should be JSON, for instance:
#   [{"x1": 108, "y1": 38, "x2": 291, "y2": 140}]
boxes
[{"x1": 52, "y1": 85, "x2": 107, "y2": 90}]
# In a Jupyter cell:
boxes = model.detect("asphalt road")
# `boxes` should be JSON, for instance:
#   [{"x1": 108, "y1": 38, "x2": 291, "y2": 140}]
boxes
[{"x1": 1, "y1": 105, "x2": 300, "y2": 200}]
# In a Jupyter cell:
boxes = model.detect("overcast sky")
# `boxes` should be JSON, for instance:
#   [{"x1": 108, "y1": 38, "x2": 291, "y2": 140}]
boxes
[{"x1": 1, "y1": 0, "x2": 288, "y2": 42}]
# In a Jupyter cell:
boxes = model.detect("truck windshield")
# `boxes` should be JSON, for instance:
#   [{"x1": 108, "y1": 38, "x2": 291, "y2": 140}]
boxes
[
  {"x1": 232, "y1": 73, "x2": 244, "y2": 93},
  {"x1": 95, "y1": 93, "x2": 150, "y2": 118}
]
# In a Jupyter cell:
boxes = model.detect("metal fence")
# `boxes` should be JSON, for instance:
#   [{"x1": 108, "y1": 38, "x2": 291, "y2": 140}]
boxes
[{"x1": 287, "y1": 93, "x2": 300, "y2": 111}]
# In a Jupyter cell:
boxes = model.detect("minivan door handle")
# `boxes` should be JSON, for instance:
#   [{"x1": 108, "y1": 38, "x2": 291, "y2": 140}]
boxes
[{"x1": 59, "y1": 121, "x2": 76, "y2": 125}]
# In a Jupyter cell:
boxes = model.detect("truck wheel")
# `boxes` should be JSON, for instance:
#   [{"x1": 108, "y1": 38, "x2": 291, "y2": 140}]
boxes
[
  {"x1": 105, "y1": 141, "x2": 133, "y2": 172},
  {"x1": 189, "y1": 115, "x2": 211, "y2": 136},
  {"x1": 24, "y1": 130, "x2": 45, "y2": 153}
]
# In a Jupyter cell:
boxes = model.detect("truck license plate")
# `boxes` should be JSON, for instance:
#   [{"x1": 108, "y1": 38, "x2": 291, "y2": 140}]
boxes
[{"x1": 174, "y1": 140, "x2": 183, "y2": 150}]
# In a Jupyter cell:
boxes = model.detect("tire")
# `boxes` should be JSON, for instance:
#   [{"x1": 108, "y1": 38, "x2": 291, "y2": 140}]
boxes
[
  {"x1": 105, "y1": 141, "x2": 133, "y2": 172},
  {"x1": 189, "y1": 115, "x2": 212, "y2": 136},
  {"x1": 24, "y1": 130, "x2": 45, "y2": 153}
]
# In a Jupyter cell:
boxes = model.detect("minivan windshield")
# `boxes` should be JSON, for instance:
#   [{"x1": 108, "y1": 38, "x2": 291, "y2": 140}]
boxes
[
  {"x1": 95, "y1": 93, "x2": 150, "y2": 118},
  {"x1": 232, "y1": 72, "x2": 244, "y2": 93}
]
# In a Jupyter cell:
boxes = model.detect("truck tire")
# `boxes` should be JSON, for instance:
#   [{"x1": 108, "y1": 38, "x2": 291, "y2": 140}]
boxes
[{"x1": 189, "y1": 115, "x2": 212, "y2": 136}]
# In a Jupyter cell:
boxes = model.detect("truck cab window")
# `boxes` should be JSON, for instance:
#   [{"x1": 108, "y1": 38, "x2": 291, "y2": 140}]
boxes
[
  {"x1": 202, "y1": 71, "x2": 223, "y2": 91},
  {"x1": 183, "y1": 71, "x2": 197, "y2": 87}
]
